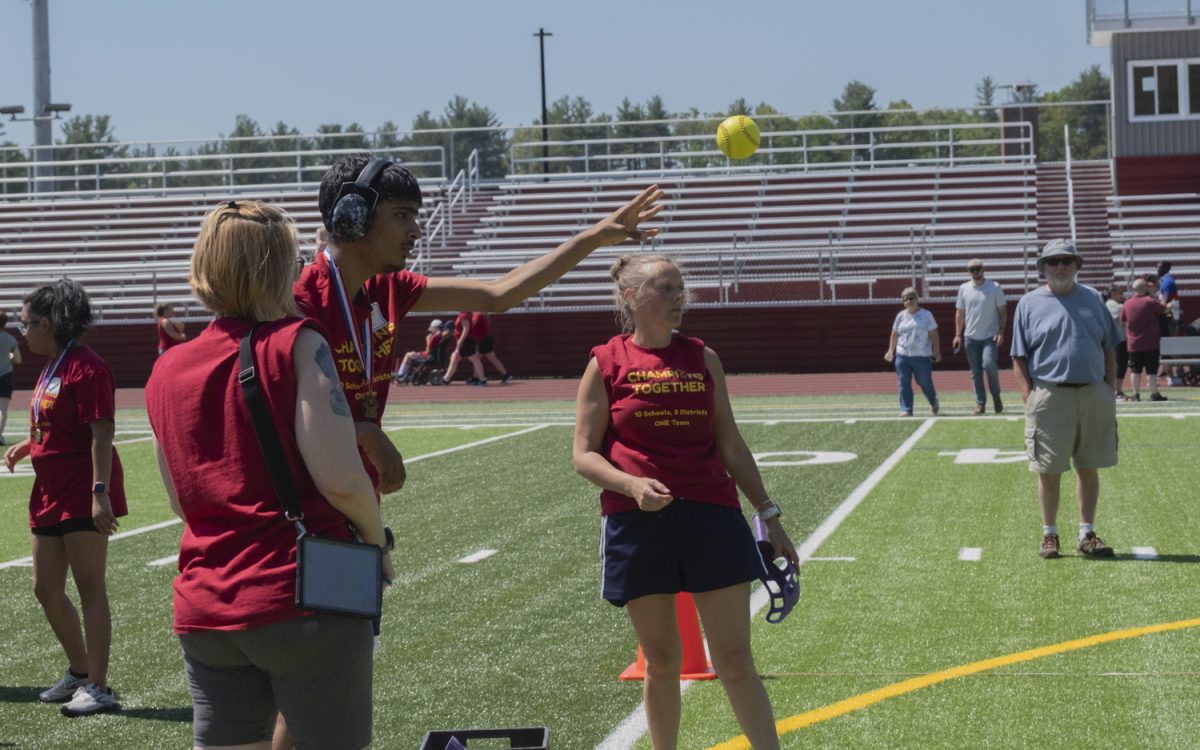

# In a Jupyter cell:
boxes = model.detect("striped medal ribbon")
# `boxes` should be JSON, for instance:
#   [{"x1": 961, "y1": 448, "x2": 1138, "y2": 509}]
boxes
[
  {"x1": 31, "y1": 340, "x2": 75, "y2": 444},
  {"x1": 322, "y1": 249, "x2": 378, "y2": 419}
]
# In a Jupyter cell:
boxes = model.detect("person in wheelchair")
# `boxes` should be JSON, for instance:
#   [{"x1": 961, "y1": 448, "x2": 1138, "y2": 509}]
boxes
[
  {"x1": 393, "y1": 320, "x2": 442, "y2": 385},
  {"x1": 420, "y1": 331, "x2": 457, "y2": 386}
]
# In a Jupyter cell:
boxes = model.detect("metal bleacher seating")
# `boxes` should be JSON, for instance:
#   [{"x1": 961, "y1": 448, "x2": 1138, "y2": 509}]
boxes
[
  {"x1": 1108, "y1": 193, "x2": 1200, "y2": 287},
  {"x1": 0, "y1": 121, "x2": 1055, "y2": 315},
  {"x1": 0, "y1": 185, "x2": 450, "y2": 323},
  {"x1": 455, "y1": 163, "x2": 1038, "y2": 308}
]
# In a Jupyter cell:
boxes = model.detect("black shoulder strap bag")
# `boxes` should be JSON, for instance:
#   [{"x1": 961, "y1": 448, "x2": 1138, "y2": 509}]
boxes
[{"x1": 239, "y1": 323, "x2": 383, "y2": 620}]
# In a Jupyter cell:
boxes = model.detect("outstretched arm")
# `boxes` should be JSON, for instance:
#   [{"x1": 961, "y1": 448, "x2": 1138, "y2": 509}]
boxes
[{"x1": 413, "y1": 185, "x2": 665, "y2": 313}]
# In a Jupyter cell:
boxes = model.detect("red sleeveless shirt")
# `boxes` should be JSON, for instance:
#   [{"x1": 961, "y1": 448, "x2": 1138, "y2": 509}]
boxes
[
  {"x1": 590, "y1": 333, "x2": 737, "y2": 515},
  {"x1": 146, "y1": 317, "x2": 355, "y2": 633}
]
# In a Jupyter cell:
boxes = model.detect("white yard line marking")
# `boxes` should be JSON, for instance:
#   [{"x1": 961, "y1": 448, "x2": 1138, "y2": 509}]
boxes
[
  {"x1": 594, "y1": 681, "x2": 690, "y2": 750},
  {"x1": 808, "y1": 556, "x2": 857, "y2": 562},
  {"x1": 111, "y1": 518, "x2": 183, "y2": 542},
  {"x1": 790, "y1": 419, "x2": 936, "y2": 566},
  {"x1": 149, "y1": 554, "x2": 179, "y2": 567},
  {"x1": 3, "y1": 426, "x2": 553, "y2": 571},
  {"x1": 1132, "y1": 546, "x2": 1158, "y2": 560},
  {"x1": 114, "y1": 436, "x2": 154, "y2": 446},
  {"x1": 457, "y1": 549, "x2": 498, "y2": 564},
  {"x1": 844, "y1": 419, "x2": 858, "y2": 425},
  {"x1": 596, "y1": 418, "x2": 937, "y2": 750},
  {"x1": 399, "y1": 423, "x2": 551, "y2": 463},
  {"x1": 959, "y1": 547, "x2": 983, "y2": 561}
]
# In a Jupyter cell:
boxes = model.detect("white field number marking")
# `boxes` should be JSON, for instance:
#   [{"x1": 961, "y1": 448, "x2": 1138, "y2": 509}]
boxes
[
  {"x1": 753, "y1": 451, "x2": 857, "y2": 466},
  {"x1": 938, "y1": 449, "x2": 1027, "y2": 464},
  {"x1": 959, "y1": 547, "x2": 983, "y2": 561}
]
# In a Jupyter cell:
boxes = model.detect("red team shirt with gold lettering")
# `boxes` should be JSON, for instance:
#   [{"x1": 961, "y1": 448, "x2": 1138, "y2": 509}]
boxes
[
  {"x1": 590, "y1": 333, "x2": 737, "y2": 515},
  {"x1": 28, "y1": 344, "x2": 127, "y2": 528},
  {"x1": 293, "y1": 253, "x2": 428, "y2": 486}
]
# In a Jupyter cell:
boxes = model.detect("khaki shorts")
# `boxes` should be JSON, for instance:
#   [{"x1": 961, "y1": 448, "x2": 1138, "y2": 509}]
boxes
[
  {"x1": 1024, "y1": 382, "x2": 1118, "y2": 474},
  {"x1": 180, "y1": 613, "x2": 373, "y2": 750}
]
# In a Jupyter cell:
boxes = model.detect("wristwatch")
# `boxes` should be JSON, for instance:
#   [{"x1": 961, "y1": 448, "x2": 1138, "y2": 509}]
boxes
[
  {"x1": 92, "y1": 482, "x2": 107, "y2": 495},
  {"x1": 381, "y1": 526, "x2": 394, "y2": 553},
  {"x1": 755, "y1": 500, "x2": 782, "y2": 522}
]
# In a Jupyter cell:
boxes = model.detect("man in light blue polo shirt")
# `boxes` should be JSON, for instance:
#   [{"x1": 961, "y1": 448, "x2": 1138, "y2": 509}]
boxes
[
  {"x1": 1011, "y1": 239, "x2": 1119, "y2": 560},
  {"x1": 953, "y1": 259, "x2": 1007, "y2": 415}
]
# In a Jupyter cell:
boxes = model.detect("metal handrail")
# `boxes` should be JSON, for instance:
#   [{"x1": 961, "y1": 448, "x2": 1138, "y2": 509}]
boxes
[
  {"x1": 467, "y1": 149, "x2": 479, "y2": 196},
  {"x1": 0, "y1": 145, "x2": 447, "y2": 200},
  {"x1": 509, "y1": 122, "x2": 1034, "y2": 176}
]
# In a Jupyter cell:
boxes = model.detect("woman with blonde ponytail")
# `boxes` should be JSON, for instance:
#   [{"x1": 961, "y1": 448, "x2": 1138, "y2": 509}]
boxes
[{"x1": 574, "y1": 253, "x2": 798, "y2": 749}]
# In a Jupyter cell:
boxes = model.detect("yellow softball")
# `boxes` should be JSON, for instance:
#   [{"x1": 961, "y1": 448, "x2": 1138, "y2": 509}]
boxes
[{"x1": 716, "y1": 115, "x2": 760, "y2": 160}]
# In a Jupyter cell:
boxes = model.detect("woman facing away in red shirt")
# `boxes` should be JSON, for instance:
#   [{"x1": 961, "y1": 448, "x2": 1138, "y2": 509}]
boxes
[
  {"x1": 4, "y1": 279, "x2": 126, "y2": 717},
  {"x1": 145, "y1": 200, "x2": 393, "y2": 750},
  {"x1": 573, "y1": 254, "x2": 799, "y2": 750}
]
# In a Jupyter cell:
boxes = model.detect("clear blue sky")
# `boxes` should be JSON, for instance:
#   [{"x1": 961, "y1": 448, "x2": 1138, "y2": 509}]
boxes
[{"x1": 0, "y1": 0, "x2": 1110, "y2": 145}]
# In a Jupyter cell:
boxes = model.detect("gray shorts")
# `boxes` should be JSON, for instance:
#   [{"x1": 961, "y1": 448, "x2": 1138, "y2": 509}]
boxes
[
  {"x1": 180, "y1": 613, "x2": 373, "y2": 750},
  {"x1": 1023, "y1": 382, "x2": 1118, "y2": 474}
]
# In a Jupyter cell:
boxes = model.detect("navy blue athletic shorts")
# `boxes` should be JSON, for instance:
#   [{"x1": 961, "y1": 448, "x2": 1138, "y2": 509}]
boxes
[{"x1": 600, "y1": 498, "x2": 767, "y2": 607}]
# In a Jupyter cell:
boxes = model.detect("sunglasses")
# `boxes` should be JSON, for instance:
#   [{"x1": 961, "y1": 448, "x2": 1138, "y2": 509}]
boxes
[
  {"x1": 294, "y1": 254, "x2": 313, "y2": 278},
  {"x1": 16, "y1": 317, "x2": 38, "y2": 336},
  {"x1": 902, "y1": 296, "x2": 918, "y2": 302},
  {"x1": 1043, "y1": 258, "x2": 1077, "y2": 267},
  {"x1": 969, "y1": 267, "x2": 984, "y2": 273}
]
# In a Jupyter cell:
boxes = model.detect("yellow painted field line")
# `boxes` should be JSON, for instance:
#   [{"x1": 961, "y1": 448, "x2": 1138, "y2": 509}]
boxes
[{"x1": 708, "y1": 617, "x2": 1200, "y2": 750}]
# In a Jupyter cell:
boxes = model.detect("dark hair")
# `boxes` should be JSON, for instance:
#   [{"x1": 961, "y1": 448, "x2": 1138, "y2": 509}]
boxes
[
  {"x1": 23, "y1": 278, "x2": 93, "y2": 348},
  {"x1": 154, "y1": 303, "x2": 172, "y2": 317},
  {"x1": 0, "y1": 310, "x2": 7, "y2": 327},
  {"x1": 1157, "y1": 261, "x2": 1172, "y2": 276},
  {"x1": 318, "y1": 153, "x2": 423, "y2": 241}
]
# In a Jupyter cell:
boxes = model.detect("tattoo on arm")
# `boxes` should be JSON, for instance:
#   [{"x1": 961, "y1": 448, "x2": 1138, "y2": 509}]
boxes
[{"x1": 315, "y1": 342, "x2": 351, "y2": 418}]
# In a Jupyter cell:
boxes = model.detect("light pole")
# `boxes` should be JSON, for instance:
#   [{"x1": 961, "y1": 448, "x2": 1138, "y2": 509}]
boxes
[
  {"x1": 31, "y1": 0, "x2": 55, "y2": 186},
  {"x1": 533, "y1": 28, "x2": 552, "y2": 176}
]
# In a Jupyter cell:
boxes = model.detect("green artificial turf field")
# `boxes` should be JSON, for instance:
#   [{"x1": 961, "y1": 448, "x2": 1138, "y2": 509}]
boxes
[{"x1": 1, "y1": 395, "x2": 1198, "y2": 749}]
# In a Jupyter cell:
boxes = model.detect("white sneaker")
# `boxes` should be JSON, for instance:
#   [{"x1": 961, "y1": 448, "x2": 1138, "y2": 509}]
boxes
[
  {"x1": 38, "y1": 669, "x2": 88, "y2": 703},
  {"x1": 60, "y1": 683, "x2": 118, "y2": 716}
]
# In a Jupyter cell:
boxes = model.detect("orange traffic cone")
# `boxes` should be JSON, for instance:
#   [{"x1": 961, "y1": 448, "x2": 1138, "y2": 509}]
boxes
[{"x1": 619, "y1": 592, "x2": 717, "y2": 681}]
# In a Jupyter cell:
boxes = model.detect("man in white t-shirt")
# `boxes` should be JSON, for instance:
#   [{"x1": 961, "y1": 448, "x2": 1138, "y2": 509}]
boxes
[{"x1": 953, "y1": 259, "x2": 1007, "y2": 415}]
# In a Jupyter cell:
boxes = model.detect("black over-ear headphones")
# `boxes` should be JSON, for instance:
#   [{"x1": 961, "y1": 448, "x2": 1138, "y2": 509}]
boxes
[{"x1": 330, "y1": 157, "x2": 392, "y2": 242}]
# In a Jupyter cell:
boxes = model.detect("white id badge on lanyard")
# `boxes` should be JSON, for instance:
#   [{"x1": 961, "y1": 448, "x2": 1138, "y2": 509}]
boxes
[{"x1": 369, "y1": 302, "x2": 388, "y2": 332}]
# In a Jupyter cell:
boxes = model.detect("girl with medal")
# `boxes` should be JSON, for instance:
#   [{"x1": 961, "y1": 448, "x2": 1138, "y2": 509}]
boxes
[{"x1": 4, "y1": 279, "x2": 126, "y2": 717}]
